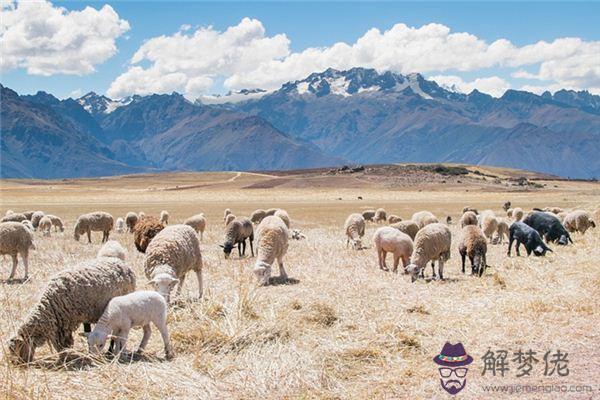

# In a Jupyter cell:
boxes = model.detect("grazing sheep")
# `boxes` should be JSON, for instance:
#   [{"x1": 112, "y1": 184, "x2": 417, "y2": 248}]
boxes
[
  {"x1": 458, "y1": 225, "x2": 487, "y2": 276},
  {"x1": 481, "y1": 214, "x2": 499, "y2": 243},
  {"x1": 274, "y1": 209, "x2": 290, "y2": 228},
  {"x1": 23, "y1": 211, "x2": 35, "y2": 221},
  {"x1": 223, "y1": 209, "x2": 232, "y2": 221},
  {"x1": 253, "y1": 216, "x2": 290, "y2": 285},
  {"x1": 390, "y1": 220, "x2": 420, "y2": 240},
  {"x1": 405, "y1": 223, "x2": 451, "y2": 282},
  {"x1": 374, "y1": 208, "x2": 387, "y2": 224},
  {"x1": 125, "y1": 212, "x2": 138, "y2": 233},
  {"x1": 1, "y1": 213, "x2": 27, "y2": 223},
  {"x1": 502, "y1": 201, "x2": 511, "y2": 212},
  {"x1": 133, "y1": 216, "x2": 165, "y2": 253},
  {"x1": 183, "y1": 213, "x2": 207, "y2": 241},
  {"x1": 265, "y1": 208, "x2": 278, "y2": 217},
  {"x1": 21, "y1": 220, "x2": 34, "y2": 231},
  {"x1": 31, "y1": 211, "x2": 45, "y2": 230},
  {"x1": 0, "y1": 222, "x2": 35, "y2": 280},
  {"x1": 250, "y1": 209, "x2": 267, "y2": 224},
  {"x1": 7, "y1": 257, "x2": 135, "y2": 364},
  {"x1": 38, "y1": 216, "x2": 52, "y2": 237},
  {"x1": 221, "y1": 217, "x2": 254, "y2": 258},
  {"x1": 97, "y1": 240, "x2": 127, "y2": 261},
  {"x1": 373, "y1": 227, "x2": 413, "y2": 273},
  {"x1": 512, "y1": 207, "x2": 524, "y2": 221},
  {"x1": 225, "y1": 214, "x2": 236, "y2": 226},
  {"x1": 494, "y1": 219, "x2": 510, "y2": 244},
  {"x1": 507, "y1": 208, "x2": 514, "y2": 218},
  {"x1": 47, "y1": 215, "x2": 64, "y2": 232},
  {"x1": 144, "y1": 224, "x2": 203, "y2": 303},
  {"x1": 291, "y1": 229, "x2": 306, "y2": 240},
  {"x1": 523, "y1": 211, "x2": 572, "y2": 245},
  {"x1": 344, "y1": 213, "x2": 366, "y2": 250},
  {"x1": 115, "y1": 217, "x2": 125, "y2": 233},
  {"x1": 74, "y1": 212, "x2": 114, "y2": 243},
  {"x1": 411, "y1": 211, "x2": 438, "y2": 229},
  {"x1": 462, "y1": 206, "x2": 479, "y2": 215},
  {"x1": 387, "y1": 215, "x2": 402, "y2": 224},
  {"x1": 460, "y1": 211, "x2": 478, "y2": 228},
  {"x1": 563, "y1": 210, "x2": 596, "y2": 235},
  {"x1": 160, "y1": 210, "x2": 170, "y2": 225},
  {"x1": 87, "y1": 291, "x2": 173, "y2": 360},
  {"x1": 361, "y1": 210, "x2": 376, "y2": 222},
  {"x1": 508, "y1": 221, "x2": 552, "y2": 257}
]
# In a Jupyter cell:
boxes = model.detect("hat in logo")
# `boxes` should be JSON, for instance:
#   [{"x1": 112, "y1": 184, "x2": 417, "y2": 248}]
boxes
[{"x1": 433, "y1": 342, "x2": 473, "y2": 367}]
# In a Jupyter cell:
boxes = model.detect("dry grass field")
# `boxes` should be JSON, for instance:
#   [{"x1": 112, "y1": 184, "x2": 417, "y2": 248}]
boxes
[{"x1": 1, "y1": 165, "x2": 599, "y2": 399}]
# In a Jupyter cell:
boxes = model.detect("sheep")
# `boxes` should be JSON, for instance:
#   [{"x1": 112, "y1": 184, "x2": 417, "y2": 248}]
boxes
[
  {"x1": 265, "y1": 208, "x2": 278, "y2": 216},
  {"x1": 21, "y1": 220, "x2": 34, "y2": 231},
  {"x1": 1, "y1": 213, "x2": 27, "y2": 223},
  {"x1": 160, "y1": 210, "x2": 170, "y2": 225},
  {"x1": 183, "y1": 213, "x2": 207, "y2": 241},
  {"x1": 115, "y1": 217, "x2": 125, "y2": 233},
  {"x1": 411, "y1": 211, "x2": 438, "y2": 229},
  {"x1": 31, "y1": 211, "x2": 45, "y2": 230},
  {"x1": 543, "y1": 207, "x2": 564, "y2": 215},
  {"x1": 506, "y1": 208, "x2": 514, "y2": 218},
  {"x1": 125, "y1": 212, "x2": 138, "y2": 233},
  {"x1": 74, "y1": 211, "x2": 114, "y2": 243},
  {"x1": 225, "y1": 213, "x2": 236, "y2": 226},
  {"x1": 5, "y1": 210, "x2": 14, "y2": 216},
  {"x1": 144, "y1": 224, "x2": 203, "y2": 303},
  {"x1": 494, "y1": 219, "x2": 510, "y2": 244},
  {"x1": 458, "y1": 225, "x2": 488, "y2": 276},
  {"x1": 252, "y1": 216, "x2": 290, "y2": 285},
  {"x1": 38, "y1": 216, "x2": 52, "y2": 237},
  {"x1": 221, "y1": 217, "x2": 254, "y2": 258},
  {"x1": 97, "y1": 240, "x2": 127, "y2": 261},
  {"x1": 556, "y1": 211, "x2": 568, "y2": 222},
  {"x1": 374, "y1": 208, "x2": 387, "y2": 223},
  {"x1": 445, "y1": 216, "x2": 452, "y2": 225},
  {"x1": 462, "y1": 206, "x2": 479, "y2": 215},
  {"x1": 7, "y1": 257, "x2": 135, "y2": 364},
  {"x1": 223, "y1": 208, "x2": 232, "y2": 221},
  {"x1": 274, "y1": 209, "x2": 290, "y2": 228},
  {"x1": 512, "y1": 207, "x2": 524, "y2": 221},
  {"x1": 361, "y1": 210, "x2": 376, "y2": 222},
  {"x1": 250, "y1": 209, "x2": 267, "y2": 224},
  {"x1": 563, "y1": 210, "x2": 596, "y2": 235},
  {"x1": 291, "y1": 229, "x2": 306, "y2": 240},
  {"x1": 47, "y1": 215, "x2": 64, "y2": 232},
  {"x1": 138, "y1": 211, "x2": 146, "y2": 219},
  {"x1": 405, "y1": 223, "x2": 451, "y2": 282},
  {"x1": 390, "y1": 220, "x2": 420, "y2": 240},
  {"x1": 344, "y1": 213, "x2": 365, "y2": 250},
  {"x1": 87, "y1": 291, "x2": 173, "y2": 360},
  {"x1": 508, "y1": 221, "x2": 552, "y2": 257},
  {"x1": 133, "y1": 216, "x2": 165, "y2": 253},
  {"x1": 387, "y1": 215, "x2": 402, "y2": 224},
  {"x1": 481, "y1": 214, "x2": 499, "y2": 243},
  {"x1": 502, "y1": 201, "x2": 511, "y2": 212},
  {"x1": 373, "y1": 226, "x2": 413, "y2": 273},
  {"x1": 23, "y1": 211, "x2": 35, "y2": 220},
  {"x1": 460, "y1": 211, "x2": 478, "y2": 228},
  {"x1": 0, "y1": 222, "x2": 35, "y2": 281},
  {"x1": 523, "y1": 211, "x2": 572, "y2": 245}
]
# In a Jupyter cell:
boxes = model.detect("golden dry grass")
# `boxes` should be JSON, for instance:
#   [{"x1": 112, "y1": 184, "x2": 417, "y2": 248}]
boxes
[{"x1": 1, "y1": 171, "x2": 599, "y2": 399}]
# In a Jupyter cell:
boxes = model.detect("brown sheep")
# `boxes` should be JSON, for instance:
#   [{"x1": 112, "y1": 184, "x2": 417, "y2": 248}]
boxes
[
  {"x1": 133, "y1": 216, "x2": 165, "y2": 253},
  {"x1": 458, "y1": 225, "x2": 488, "y2": 276}
]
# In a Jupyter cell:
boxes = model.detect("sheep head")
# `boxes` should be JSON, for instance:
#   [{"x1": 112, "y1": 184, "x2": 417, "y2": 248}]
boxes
[
  {"x1": 405, "y1": 264, "x2": 421, "y2": 282},
  {"x1": 7, "y1": 335, "x2": 35, "y2": 364},
  {"x1": 87, "y1": 330, "x2": 109, "y2": 354},
  {"x1": 148, "y1": 267, "x2": 179, "y2": 303},
  {"x1": 253, "y1": 261, "x2": 272, "y2": 286}
]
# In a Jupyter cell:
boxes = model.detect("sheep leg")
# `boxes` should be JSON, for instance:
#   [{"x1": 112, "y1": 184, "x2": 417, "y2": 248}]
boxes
[
  {"x1": 238, "y1": 241, "x2": 243, "y2": 258},
  {"x1": 176, "y1": 274, "x2": 186, "y2": 298},
  {"x1": 277, "y1": 257, "x2": 288, "y2": 279},
  {"x1": 156, "y1": 320, "x2": 173, "y2": 360},
  {"x1": 401, "y1": 255, "x2": 410, "y2": 273},
  {"x1": 377, "y1": 249, "x2": 384, "y2": 270},
  {"x1": 516, "y1": 242, "x2": 522, "y2": 256},
  {"x1": 431, "y1": 262, "x2": 437, "y2": 279},
  {"x1": 8, "y1": 254, "x2": 18, "y2": 280},
  {"x1": 460, "y1": 252, "x2": 466, "y2": 274},
  {"x1": 249, "y1": 238, "x2": 254, "y2": 257},
  {"x1": 22, "y1": 251, "x2": 29, "y2": 279},
  {"x1": 392, "y1": 254, "x2": 400, "y2": 273},
  {"x1": 195, "y1": 269, "x2": 203, "y2": 299},
  {"x1": 469, "y1": 256, "x2": 475, "y2": 275},
  {"x1": 242, "y1": 239, "x2": 247, "y2": 256},
  {"x1": 507, "y1": 237, "x2": 513, "y2": 256},
  {"x1": 87, "y1": 230, "x2": 92, "y2": 244},
  {"x1": 137, "y1": 324, "x2": 152, "y2": 353},
  {"x1": 346, "y1": 237, "x2": 349, "y2": 248},
  {"x1": 438, "y1": 260, "x2": 445, "y2": 281}
]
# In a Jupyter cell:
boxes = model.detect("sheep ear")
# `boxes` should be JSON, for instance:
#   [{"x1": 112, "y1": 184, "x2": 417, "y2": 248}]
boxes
[{"x1": 219, "y1": 244, "x2": 224, "y2": 248}]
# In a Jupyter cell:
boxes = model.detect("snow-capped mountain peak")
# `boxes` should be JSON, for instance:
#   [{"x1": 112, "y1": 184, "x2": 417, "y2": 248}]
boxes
[{"x1": 76, "y1": 92, "x2": 132, "y2": 116}]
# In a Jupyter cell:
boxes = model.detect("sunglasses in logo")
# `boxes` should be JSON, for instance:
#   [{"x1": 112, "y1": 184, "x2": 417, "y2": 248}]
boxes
[{"x1": 439, "y1": 367, "x2": 468, "y2": 378}]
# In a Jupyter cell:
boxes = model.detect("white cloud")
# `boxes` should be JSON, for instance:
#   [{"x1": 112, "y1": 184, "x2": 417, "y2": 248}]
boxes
[
  {"x1": 108, "y1": 19, "x2": 600, "y2": 98},
  {"x1": 66, "y1": 88, "x2": 83, "y2": 99},
  {"x1": 0, "y1": 0, "x2": 129, "y2": 75},
  {"x1": 429, "y1": 75, "x2": 511, "y2": 97}
]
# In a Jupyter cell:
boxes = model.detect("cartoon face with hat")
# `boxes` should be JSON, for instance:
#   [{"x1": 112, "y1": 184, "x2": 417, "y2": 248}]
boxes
[{"x1": 433, "y1": 342, "x2": 473, "y2": 395}]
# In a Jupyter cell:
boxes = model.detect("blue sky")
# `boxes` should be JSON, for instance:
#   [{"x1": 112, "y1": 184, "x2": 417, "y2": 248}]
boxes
[{"x1": 2, "y1": 1, "x2": 599, "y2": 99}]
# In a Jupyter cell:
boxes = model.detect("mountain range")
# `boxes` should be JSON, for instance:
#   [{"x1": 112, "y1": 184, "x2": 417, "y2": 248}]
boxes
[{"x1": 1, "y1": 67, "x2": 600, "y2": 179}]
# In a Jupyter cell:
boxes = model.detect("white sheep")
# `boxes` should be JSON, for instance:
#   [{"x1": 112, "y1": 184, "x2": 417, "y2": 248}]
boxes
[
  {"x1": 374, "y1": 208, "x2": 387, "y2": 224},
  {"x1": 387, "y1": 215, "x2": 402, "y2": 224},
  {"x1": 481, "y1": 214, "x2": 498, "y2": 243},
  {"x1": 183, "y1": 213, "x2": 206, "y2": 241},
  {"x1": 512, "y1": 207, "x2": 524, "y2": 221},
  {"x1": 31, "y1": 211, "x2": 45, "y2": 230},
  {"x1": 74, "y1": 211, "x2": 114, "y2": 243},
  {"x1": 38, "y1": 216, "x2": 52, "y2": 237},
  {"x1": 458, "y1": 225, "x2": 487, "y2": 276},
  {"x1": 115, "y1": 217, "x2": 125, "y2": 233},
  {"x1": 1, "y1": 213, "x2": 27, "y2": 223},
  {"x1": 250, "y1": 209, "x2": 267, "y2": 224},
  {"x1": 87, "y1": 290, "x2": 173, "y2": 360},
  {"x1": 411, "y1": 211, "x2": 438, "y2": 229},
  {"x1": 21, "y1": 220, "x2": 34, "y2": 231},
  {"x1": 125, "y1": 212, "x2": 138, "y2": 233},
  {"x1": 221, "y1": 217, "x2": 254, "y2": 258},
  {"x1": 97, "y1": 240, "x2": 127, "y2": 261},
  {"x1": 344, "y1": 213, "x2": 365, "y2": 250},
  {"x1": 494, "y1": 219, "x2": 510, "y2": 244},
  {"x1": 253, "y1": 216, "x2": 290, "y2": 285},
  {"x1": 563, "y1": 210, "x2": 596, "y2": 234},
  {"x1": 225, "y1": 213, "x2": 236, "y2": 226},
  {"x1": 160, "y1": 210, "x2": 170, "y2": 225},
  {"x1": 405, "y1": 223, "x2": 451, "y2": 282},
  {"x1": 460, "y1": 211, "x2": 478, "y2": 228},
  {"x1": 223, "y1": 208, "x2": 232, "y2": 221},
  {"x1": 47, "y1": 215, "x2": 64, "y2": 232},
  {"x1": 0, "y1": 222, "x2": 36, "y2": 281},
  {"x1": 144, "y1": 224, "x2": 203, "y2": 303},
  {"x1": 390, "y1": 220, "x2": 420, "y2": 240},
  {"x1": 5, "y1": 210, "x2": 14, "y2": 216},
  {"x1": 373, "y1": 226, "x2": 413, "y2": 273},
  {"x1": 274, "y1": 209, "x2": 291, "y2": 228}
]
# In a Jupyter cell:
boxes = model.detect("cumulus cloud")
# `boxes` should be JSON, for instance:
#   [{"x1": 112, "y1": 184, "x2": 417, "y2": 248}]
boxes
[
  {"x1": 429, "y1": 75, "x2": 511, "y2": 97},
  {"x1": 0, "y1": 0, "x2": 129, "y2": 75},
  {"x1": 108, "y1": 19, "x2": 600, "y2": 98}
]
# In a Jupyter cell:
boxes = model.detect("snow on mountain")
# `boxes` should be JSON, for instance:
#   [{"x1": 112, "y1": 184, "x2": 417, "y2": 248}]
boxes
[
  {"x1": 76, "y1": 92, "x2": 132, "y2": 116},
  {"x1": 196, "y1": 88, "x2": 270, "y2": 105}
]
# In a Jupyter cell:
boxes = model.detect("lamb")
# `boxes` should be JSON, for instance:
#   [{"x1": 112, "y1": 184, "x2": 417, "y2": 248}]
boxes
[
  {"x1": 144, "y1": 224, "x2": 203, "y2": 303},
  {"x1": 125, "y1": 212, "x2": 138, "y2": 233},
  {"x1": 563, "y1": 210, "x2": 596, "y2": 235},
  {"x1": 291, "y1": 229, "x2": 306, "y2": 240},
  {"x1": 250, "y1": 209, "x2": 267, "y2": 224},
  {"x1": 512, "y1": 207, "x2": 524, "y2": 221},
  {"x1": 133, "y1": 216, "x2": 165, "y2": 253},
  {"x1": 21, "y1": 220, "x2": 34, "y2": 231},
  {"x1": 361, "y1": 210, "x2": 376, "y2": 222},
  {"x1": 373, "y1": 226, "x2": 413, "y2": 273},
  {"x1": 508, "y1": 221, "x2": 552, "y2": 257},
  {"x1": 494, "y1": 219, "x2": 510, "y2": 244},
  {"x1": 374, "y1": 208, "x2": 387, "y2": 224},
  {"x1": 252, "y1": 216, "x2": 290, "y2": 285},
  {"x1": 221, "y1": 217, "x2": 254, "y2": 258},
  {"x1": 87, "y1": 291, "x2": 173, "y2": 360},
  {"x1": 460, "y1": 211, "x2": 478, "y2": 228},
  {"x1": 225, "y1": 213, "x2": 236, "y2": 226},
  {"x1": 0, "y1": 222, "x2": 35, "y2": 281},
  {"x1": 265, "y1": 208, "x2": 278, "y2": 216},
  {"x1": 523, "y1": 211, "x2": 572, "y2": 245},
  {"x1": 411, "y1": 211, "x2": 438, "y2": 229},
  {"x1": 97, "y1": 240, "x2": 127, "y2": 261},
  {"x1": 481, "y1": 214, "x2": 499, "y2": 243},
  {"x1": 74, "y1": 211, "x2": 114, "y2": 243},
  {"x1": 38, "y1": 216, "x2": 52, "y2": 237},
  {"x1": 458, "y1": 225, "x2": 488, "y2": 276},
  {"x1": 387, "y1": 215, "x2": 402, "y2": 224},
  {"x1": 31, "y1": 211, "x2": 45, "y2": 229},
  {"x1": 274, "y1": 209, "x2": 291, "y2": 228},
  {"x1": 47, "y1": 215, "x2": 64, "y2": 232},
  {"x1": 7, "y1": 257, "x2": 135, "y2": 364},
  {"x1": 462, "y1": 206, "x2": 479, "y2": 215},
  {"x1": 1, "y1": 213, "x2": 27, "y2": 223},
  {"x1": 405, "y1": 223, "x2": 451, "y2": 282},
  {"x1": 344, "y1": 213, "x2": 366, "y2": 250},
  {"x1": 160, "y1": 210, "x2": 170, "y2": 225},
  {"x1": 115, "y1": 217, "x2": 125, "y2": 233},
  {"x1": 183, "y1": 213, "x2": 207, "y2": 241},
  {"x1": 506, "y1": 208, "x2": 514, "y2": 218},
  {"x1": 390, "y1": 220, "x2": 420, "y2": 240}
]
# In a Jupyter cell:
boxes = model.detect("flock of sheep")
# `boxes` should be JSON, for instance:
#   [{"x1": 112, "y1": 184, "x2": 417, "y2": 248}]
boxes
[{"x1": 0, "y1": 203, "x2": 597, "y2": 365}]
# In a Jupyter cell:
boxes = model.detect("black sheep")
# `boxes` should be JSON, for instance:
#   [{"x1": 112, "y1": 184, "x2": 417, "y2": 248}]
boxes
[
  {"x1": 508, "y1": 221, "x2": 552, "y2": 256},
  {"x1": 523, "y1": 212, "x2": 572, "y2": 245}
]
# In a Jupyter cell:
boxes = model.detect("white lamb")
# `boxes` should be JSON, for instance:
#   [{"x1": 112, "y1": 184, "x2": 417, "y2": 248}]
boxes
[
  {"x1": 344, "y1": 213, "x2": 366, "y2": 250},
  {"x1": 97, "y1": 240, "x2": 127, "y2": 261},
  {"x1": 405, "y1": 223, "x2": 451, "y2": 282},
  {"x1": 160, "y1": 210, "x2": 169, "y2": 225},
  {"x1": 115, "y1": 217, "x2": 125, "y2": 234},
  {"x1": 252, "y1": 216, "x2": 289, "y2": 286},
  {"x1": 373, "y1": 227, "x2": 413, "y2": 273},
  {"x1": 87, "y1": 290, "x2": 173, "y2": 360}
]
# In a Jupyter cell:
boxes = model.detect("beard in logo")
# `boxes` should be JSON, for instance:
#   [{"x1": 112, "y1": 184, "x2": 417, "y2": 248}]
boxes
[{"x1": 440, "y1": 377, "x2": 466, "y2": 395}]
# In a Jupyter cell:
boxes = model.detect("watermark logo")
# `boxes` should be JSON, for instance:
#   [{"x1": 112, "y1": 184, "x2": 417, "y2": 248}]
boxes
[{"x1": 433, "y1": 342, "x2": 474, "y2": 395}]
